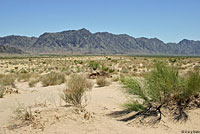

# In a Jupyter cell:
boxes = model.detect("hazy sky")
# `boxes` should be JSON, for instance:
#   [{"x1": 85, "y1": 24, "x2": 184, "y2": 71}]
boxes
[{"x1": 0, "y1": 0, "x2": 199, "y2": 43}]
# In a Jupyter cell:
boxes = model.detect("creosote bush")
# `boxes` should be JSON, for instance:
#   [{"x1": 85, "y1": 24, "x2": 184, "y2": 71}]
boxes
[
  {"x1": 62, "y1": 74, "x2": 93, "y2": 107},
  {"x1": 121, "y1": 62, "x2": 200, "y2": 122},
  {"x1": 88, "y1": 61, "x2": 100, "y2": 71},
  {"x1": 41, "y1": 72, "x2": 65, "y2": 87}
]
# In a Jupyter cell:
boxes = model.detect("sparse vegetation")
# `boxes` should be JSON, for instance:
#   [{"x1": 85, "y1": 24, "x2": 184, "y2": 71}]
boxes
[
  {"x1": 62, "y1": 74, "x2": 93, "y2": 107},
  {"x1": 0, "y1": 56, "x2": 200, "y2": 133},
  {"x1": 88, "y1": 61, "x2": 100, "y2": 71},
  {"x1": 96, "y1": 76, "x2": 110, "y2": 87},
  {"x1": 121, "y1": 62, "x2": 200, "y2": 122},
  {"x1": 41, "y1": 72, "x2": 65, "y2": 87},
  {"x1": 0, "y1": 86, "x2": 5, "y2": 98},
  {"x1": 123, "y1": 101, "x2": 145, "y2": 112},
  {"x1": 28, "y1": 78, "x2": 40, "y2": 87},
  {"x1": 0, "y1": 74, "x2": 16, "y2": 87},
  {"x1": 112, "y1": 75, "x2": 119, "y2": 82},
  {"x1": 18, "y1": 73, "x2": 32, "y2": 82},
  {"x1": 13, "y1": 104, "x2": 34, "y2": 122},
  {"x1": 28, "y1": 74, "x2": 40, "y2": 87}
]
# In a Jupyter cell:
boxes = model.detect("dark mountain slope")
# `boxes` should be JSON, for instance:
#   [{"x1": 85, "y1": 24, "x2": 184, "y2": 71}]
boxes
[
  {"x1": 0, "y1": 35, "x2": 37, "y2": 52},
  {"x1": 0, "y1": 29, "x2": 200, "y2": 55},
  {"x1": 0, "y1": 45, "x2": 25, "y2": 54}
]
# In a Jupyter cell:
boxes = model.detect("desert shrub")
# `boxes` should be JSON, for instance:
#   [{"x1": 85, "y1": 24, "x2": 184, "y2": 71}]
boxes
[
  {"x1": 146, "y1": 62, "x2": 179, "y2": 103},
  {"x1": 62, "y1": 74, "x2": 93, "y2": 107},
  {"x1": 88, "y1": 61, "x2": 100, "y2": 71},
  {"x1": 106, "y1": 57, "x2": 112, "y2": 60},
  {"x1": 0, "y1": 86, "x2": 5, "y2": 98},
  {"x1": 96, "y1": 76, "x2": 110, "y2": 87},
  {"x1": 121, "y1": 62, "x2": 200, "y2": 122},
  {"x1": 112, "y1": 75, "x2": 119, "y2": 82},
  {"x1": 0, "y1": 74, "x2": 16, "y2": 87},
  {"x1": 108, "y1": 68, "x2": 115, "y2": 73},
  {"x1": 29, "y1": 79, "x2": 40, "y2": 87},
  {"x1": 122, "y1": 77, "x2": 148, "y2": 101},
  {"x1": 111, "y1": 59, "x2": 118, "y2": 63},
  {"x1": 178, "y1": 71, "x2": 200, "y2": 99},
  {"x1": 41, "y1": 72, "x2": 65, "y2": 87},
  {"x1": 12, "y1": 104, "x2": 36, "y2": 128},
  {"x1": 18, "y1": 73, "x2": 32, "y2": 82},
  {"x1": 123, "y1": 101, "x2": 145, "y2": 112},
  {"x1": 101, "y1": 65, "x2": 109, "y2": 72},
  {"x1": 28, "y1": 74, "x2": 40, "y2": 87},
  {"x1": 101, "y1": 64, "x2": 115, "y2": 74},
  {"x1": 19, "y1": 68, "x2": 28, "y2": 73},
  {"x1": 74, "y1": 60, "x2": 83, "y2": 65},
  {"x1": 13, "y1": 104, "x2": 34, "y2": 121},
  {"x1": 169, "y1": 58, "x2": 177, "y2": 64},
  {"x1": 61, "y1": 67, "x2": 72, "y2": 75},
  {"x1": 121, "y1": 67, "x2": 129, "y2": 74}
]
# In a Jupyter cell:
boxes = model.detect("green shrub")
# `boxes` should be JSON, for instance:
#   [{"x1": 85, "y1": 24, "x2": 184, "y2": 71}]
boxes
[
  {"x1": 121, "y1": 77, "x2": 148, "y2": 101},
  {"x1": 41, "y1": 72, "x2": 65, "y2": 87},
  {"x1": 169, "y1": 58, "x2": 177, "y2": 63},
  {"x1": 177, "y1": 71, "x2": 200, "y2": 100},
  {"x1": 101, "y1": 65, "x2": 109, "y2": 72},
  {"x1": 74, "y1": 60, "x2": 83, "y2": 65},
  {"x1": 123, "y1": 101, "x2": 145, "y2": 112},
  {"x1": 62, "y1": 74, "x2": 93, "y2": 107},
  {"x1": 146, "y1": 62, "x2": 179, "y2": 103},
  {"x1": 88, "y1": 61, "x2": 100, "y2": 71},
  {"x1": 122, "y1": 62, "x2": 200, "y2": 122}
]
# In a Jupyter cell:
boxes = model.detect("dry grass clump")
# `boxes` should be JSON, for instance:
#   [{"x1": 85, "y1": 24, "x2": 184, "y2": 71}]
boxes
[
  {"x1": 0, "y1": 86, "x2": 5, "y2": 98},
  {"x1": 0, "y1": 74, "x2": 16, "y2": 87},
  {"x1": 62, "y1": 74, "x2": 93, "y2": 107},
  {"x1": 12, "y1": 104, "x2": 44, "y2": 130},
  {"x1": 96, "y1": 76, "x2": 110, "y2": 87},
  {"x1": 13, "y1": 104, "x2": 34, "y2": 122},
  {"x1": 28, "y1": 74, "x2": 40, "y2": 87},
  {"x1": 112, "y1": 75, "x2": 120, "y2": 82},
  {"x1": 17, "y1": 73, "x2": 32, "y2": 82},
  {"x1": 28, "y1": 79, "x2": 40, "y2": 87},
  {"x1": 41, "y1": 72, "x2": 65, "y2": 87}
]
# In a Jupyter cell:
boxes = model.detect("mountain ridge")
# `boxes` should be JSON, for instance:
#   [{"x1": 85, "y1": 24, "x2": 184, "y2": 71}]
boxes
[{"x1": 0, "y1": 28, "x2": 200, "y2": 55}]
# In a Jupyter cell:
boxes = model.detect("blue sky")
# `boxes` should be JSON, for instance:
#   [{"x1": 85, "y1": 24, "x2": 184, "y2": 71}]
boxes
[{"x1": 0, "y1": 0, "x2": 199, "y2": 43}]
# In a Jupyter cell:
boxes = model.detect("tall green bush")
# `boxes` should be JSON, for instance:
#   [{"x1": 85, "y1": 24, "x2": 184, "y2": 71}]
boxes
[{"x1": 122, "y1": 62, "x2": 200, "y2": 122}]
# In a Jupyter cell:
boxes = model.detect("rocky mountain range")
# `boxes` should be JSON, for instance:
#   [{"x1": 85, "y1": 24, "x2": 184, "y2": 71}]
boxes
[
  {"x1": 0, "y1": 45, "x2": 25, "y2": 54},
  {"x1": 0, "y1": 28, "x2": 200, "y2": 55}
]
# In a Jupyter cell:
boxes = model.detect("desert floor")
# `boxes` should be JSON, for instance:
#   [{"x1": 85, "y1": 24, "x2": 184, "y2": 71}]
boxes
[
  {"x1": 0, "y1": 56, "x2": 200, "y2": 134},
  {"x1": 0, "y1": 81, "x2": 199, "y2": 134}
]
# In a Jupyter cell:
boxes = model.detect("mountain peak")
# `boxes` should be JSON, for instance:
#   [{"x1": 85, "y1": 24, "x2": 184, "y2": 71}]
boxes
[
  {"x1": 0, "y1": 29, "x2": 200, "y2": 55},
  {"x1": 78, "y1": 28, "x2": 91, "y2": 33},
  {"x1": 179, "y1": 39, "x2": 193, "y2": 44}
]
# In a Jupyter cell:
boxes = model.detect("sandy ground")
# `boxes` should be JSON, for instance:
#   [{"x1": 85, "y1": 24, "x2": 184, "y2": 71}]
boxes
[{"x1": 0, "y1": 81, "x2": 200, "y2": 134}]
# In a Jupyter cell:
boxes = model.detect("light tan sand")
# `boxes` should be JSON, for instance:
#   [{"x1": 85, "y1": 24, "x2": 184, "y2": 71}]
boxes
[{"x1": 0, "y1": 82, "x2": 200, "y2": 134}]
